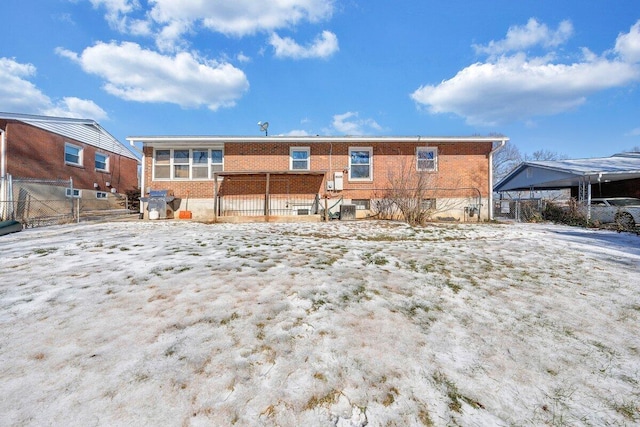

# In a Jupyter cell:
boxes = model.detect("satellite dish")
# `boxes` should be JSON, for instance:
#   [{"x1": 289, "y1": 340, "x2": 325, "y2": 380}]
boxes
[{"x1": 258, "y1": 121, "x2": 269, "y2": 136}]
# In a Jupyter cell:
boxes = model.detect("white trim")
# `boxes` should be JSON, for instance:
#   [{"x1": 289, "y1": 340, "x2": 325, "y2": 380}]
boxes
[
  {"x1": 64, "y1": 142, "x2": 83, "y2": 167},
  {"x1": 348, "y1": 147, "x2": 373, "y2": 181},
  {"x1": 153, "y1": 147, "x2": 224, "y2": 181},
  {"x1": 65, "y1": 188, "x2": 82, "y2": 198},
  {"x1": 95, "y1": 152, "x2": 109, "y2": 172},
  {"x1": 290, "y1": 146, "x2": 310, "y2": 171},
  {"x1": 416, "y1": 146, "x2": 437, "y2": 172},
  {"x1": 129, "y1": 136, "x2": 509, "y2": 144}
]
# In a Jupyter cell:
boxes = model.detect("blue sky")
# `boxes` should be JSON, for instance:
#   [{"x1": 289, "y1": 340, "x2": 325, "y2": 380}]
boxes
[{"x1": 1, "y1": 0, "x2": 639, "y2": 159}]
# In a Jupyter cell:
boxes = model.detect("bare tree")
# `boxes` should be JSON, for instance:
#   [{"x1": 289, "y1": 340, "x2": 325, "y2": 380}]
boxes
[
  {"x1": 524, "y1": 149, "x2": 568, "y2": 162},
  {"x1": 372, "y1": 157, "x2": 462, "y2": 226},
  {"x1": 493, "y1": 143, "x2": 523, "y2": 182},
  {"x1": 494, "y1": 143, "x2": 567, "y2": 183}
]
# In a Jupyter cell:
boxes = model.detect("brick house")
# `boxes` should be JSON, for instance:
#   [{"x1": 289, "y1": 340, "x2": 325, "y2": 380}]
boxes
[
  {"x1": 127, "y1": 135, "x2": 508, "y2": 222},
  {"x1": 1, "y1": 112, "x2": 139, "y2": 220}
]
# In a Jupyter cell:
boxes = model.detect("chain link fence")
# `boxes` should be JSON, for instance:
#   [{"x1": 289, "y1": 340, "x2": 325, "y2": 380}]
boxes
[
  {"x1": 1, "y1": 175, "x2": 134, "y2": 228},
  {"x1": 493, "y1": 198, "x2": 545, "y2": 222}
]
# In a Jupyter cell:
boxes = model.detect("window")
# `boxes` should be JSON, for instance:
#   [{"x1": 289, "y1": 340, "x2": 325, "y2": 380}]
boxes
[
  {"x1": 211, "y1": 149, "x2": 224, "y2": 172},
  {"x1": 65, "y1": 143, "x2": 83, "y2": 166},
  {"x1": 290, "y1": 147, "x2": 310, "y2": 170},
  {"x1": 173, "y1": 149, "x2": 190, "y2": 179},
  {"x1": 96, "y1": 191, "x2": 108, "y2": 199},
  {"x1": 416, "y1": 147, "x2": 437, "y2": 171},
  {"x1": 352, "y1": 199, "x2": 370, "y2": 210},
  {"x1": 153, "y1": 148, "x2": 224, "y2": 180},
  {"x1": 95, "y1": 153, "x2": 109, "y2": 171},
  {"x1": 349, "y1": 147, "x2": 373, "y2": 180},
  {"x1": 192, "y1": 149, "x2": 209, "y2": 179},
  {"x1": 154, "y1": 150, "x2": 170, "y2": 179},
  {"x1": 421, "y1": 198, "x2": 436, "y2": 210},
  {"x1": 65, "y1": 188, "x2": 81, "y2": 198}
]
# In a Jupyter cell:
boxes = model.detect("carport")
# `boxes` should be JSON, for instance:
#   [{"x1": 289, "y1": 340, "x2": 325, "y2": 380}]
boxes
[{"x1": 494, "y1": 152, "x2": 640, "y2": 220}]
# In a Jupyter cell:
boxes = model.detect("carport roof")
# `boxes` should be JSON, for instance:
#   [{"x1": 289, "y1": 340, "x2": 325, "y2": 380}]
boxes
[{"x1": 494, "y1": 152, "x2": 640, "y2": 192}]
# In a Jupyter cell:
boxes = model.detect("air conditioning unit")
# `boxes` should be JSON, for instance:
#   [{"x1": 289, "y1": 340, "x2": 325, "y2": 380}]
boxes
[{"x1": 340, "y1": 204, "x2": 356, "y2": 220}]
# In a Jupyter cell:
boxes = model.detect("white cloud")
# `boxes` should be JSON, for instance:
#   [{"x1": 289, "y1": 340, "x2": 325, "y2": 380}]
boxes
[
  {"x1": 44, "y1": 97, "x2": 108, "y2": 121},
  {"x1": 332, "y1": 112, "x2": 382, "y2": 135},
  {"x1": 149, "y1": 0, "x2": 334, "y2": 37},
  {"x1": 270, "y1": 31, "x2": 338, "y2": 59},
  {"x1": 82, "y1": 0, "x2": 337, "y2": 56},
  {"x1": 88, "y1": 0, "x2": 140, "y2": 32},
  {"x1": 412, "y1": 19, "x2": 640, "y2": 126},
  {"x1": 57, "y1": 42, "x2": 249, "y2": 111},
  {"x1": 626, "y1": 127, "x2": 640, "y2": 136},
  {"x1": 0, "y1": 57, "x2": 107, "y2": 120},
  {"x1": 615, "y1": 20, "x2": 640, "y2": 63},
  {"x1": 473, "y1": 18, "x2": 573, "y2": 57},
  {"x1": 284, "y1": 130, "x2": 311, "y2": 136},
  {"x1": 236, "y1": 52, "x2": 251, "y2": 63}
]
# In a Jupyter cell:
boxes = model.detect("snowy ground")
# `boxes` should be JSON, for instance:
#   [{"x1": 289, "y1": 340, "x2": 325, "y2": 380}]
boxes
[{"x1": 0, "y1": 219, "x2": 639, "y2": 426}]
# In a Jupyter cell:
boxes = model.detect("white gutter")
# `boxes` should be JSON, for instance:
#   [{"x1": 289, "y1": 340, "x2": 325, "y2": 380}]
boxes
[
  {"x1": 488, "y1": 139, "x2": 508, "y2": 221},
  {"x1": 126, "y1": 135, "x2": 505, "y2": 145}
]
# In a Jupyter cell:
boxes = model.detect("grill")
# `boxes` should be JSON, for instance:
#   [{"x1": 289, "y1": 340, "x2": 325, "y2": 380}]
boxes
[{"x1": 140, "y1": 189, "x2": 175, "y2": 219}]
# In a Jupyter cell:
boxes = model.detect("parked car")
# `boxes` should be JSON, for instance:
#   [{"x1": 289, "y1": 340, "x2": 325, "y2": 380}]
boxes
[{"x1": 589, "y1": 197, "x2": 640, "y2": 228}]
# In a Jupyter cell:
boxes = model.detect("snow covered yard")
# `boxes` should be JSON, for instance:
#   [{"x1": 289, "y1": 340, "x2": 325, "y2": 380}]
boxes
[{"x1": 0, "y1": 220, "x2": 639, "y2": 426}]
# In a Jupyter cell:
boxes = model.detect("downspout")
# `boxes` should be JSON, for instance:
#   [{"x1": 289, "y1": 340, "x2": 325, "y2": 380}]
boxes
[
  {"x1": 1, "y1": 128, "x2": 6, "y2": 220},
  {"x1": 1, "y1": 128, "x2": 6, "y2": 179},
  {"x1": 128, "y1": 139, "x2": 145, "y2": 216},
  {"x1": 488, "y1": 138, "x2": 507, "y2": 221}
]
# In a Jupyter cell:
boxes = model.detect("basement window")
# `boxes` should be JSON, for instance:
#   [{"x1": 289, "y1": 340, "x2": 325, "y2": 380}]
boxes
[{"x1": 352, "y1": 199, "x2": 370, "y2": 210}]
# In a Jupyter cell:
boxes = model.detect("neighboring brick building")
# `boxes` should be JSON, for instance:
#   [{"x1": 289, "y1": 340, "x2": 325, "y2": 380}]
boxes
[
  {"x1": 127, "y1": 135, "x2": 508, "y2": 221},
  {"x1": 1, "y1": 112, "x2": 140, "y2": 219}
]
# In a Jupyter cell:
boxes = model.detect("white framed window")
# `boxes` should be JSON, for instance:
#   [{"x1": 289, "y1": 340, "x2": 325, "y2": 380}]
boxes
[
  {"x1": 173, "y1": 149, "x2": 190, "y2": 179},
  {"x1": 352, "y1": 199, "x2": 370, "y2": 210},
  {"x1": 421, "y1": 198, "x2": 436, "y2": 210},
  {"x1": 416, "y1": 147, "x2": 437, "y2": 172},
  {"x1": 192, "y1": 149, "x2": 209, "y2": 179},
  {"x1": 64, "y1": 143, "x2": 83, "y2": 166},
  {"x1": 154, "y1": 149, "x2": 171, "y2": 179},
  {"x1": 153, "y1": 148, "x2": 224, "y2": 180},
  {"x1": 349, "y1": 147, "x2": 373, "y2": 180},
  {"x1": 95, "y1": 153, "x2": 109, "y2": 172},
  {"x1": 211, "y1": 149, "x2": 224, "y2": 172},
  {"x1": 96, "y1": 191, "x2": 108, "y2": 199},
  {"x1": 65, "y1": 188, "x2": 82, "y2": 198},
  {"x1": 290, "y1": 147, "x2": 310, "y2": 170}
]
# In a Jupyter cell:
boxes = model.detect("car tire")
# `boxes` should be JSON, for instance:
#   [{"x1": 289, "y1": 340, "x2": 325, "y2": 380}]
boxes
[{"x1": 615, "y1": 211, "x2": 635, "y2": 229}]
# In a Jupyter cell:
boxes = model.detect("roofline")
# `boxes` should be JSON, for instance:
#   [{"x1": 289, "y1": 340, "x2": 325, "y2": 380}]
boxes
[
  {"x1": 0, "y1": 111, "x2": 97, "y2": 126},
  {"x1": 127, "y1": 135, "x2": 509, "y2": 144}
]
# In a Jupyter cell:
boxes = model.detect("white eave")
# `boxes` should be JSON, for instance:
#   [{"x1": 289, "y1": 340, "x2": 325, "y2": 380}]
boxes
[{"x1": 127, "y1": 135, "x2": 509, "y2": 146}]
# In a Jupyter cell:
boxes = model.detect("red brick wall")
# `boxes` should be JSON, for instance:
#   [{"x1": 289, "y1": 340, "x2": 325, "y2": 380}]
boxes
[
  {"x1": 142, "y1": 140, "x2": 493, "y2": 199},
  {"x1": 2, "y1": 120, "x2": 139, "y2": 192}
]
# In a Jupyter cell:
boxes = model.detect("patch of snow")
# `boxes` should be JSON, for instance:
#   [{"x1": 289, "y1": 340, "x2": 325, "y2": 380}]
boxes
[{"x1": 0, "y1": 220, "x2": 638, "y2": 426}]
